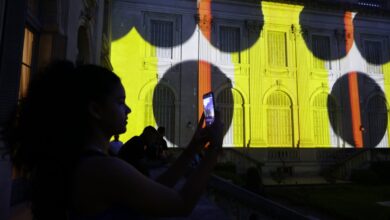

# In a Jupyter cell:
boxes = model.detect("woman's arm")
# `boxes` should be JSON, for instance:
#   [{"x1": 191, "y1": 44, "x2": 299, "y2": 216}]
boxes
[
  {"x1": 155, "y1": 114, "x2": 206, "y2": 187},
  {"x1": 84, "y1": 113, "x2": 224, "y2": 217}
]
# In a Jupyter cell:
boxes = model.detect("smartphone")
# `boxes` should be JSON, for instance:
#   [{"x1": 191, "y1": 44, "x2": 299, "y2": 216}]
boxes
[{"x1": 203, "y1": 92, "x2": 215, "y2": 126}]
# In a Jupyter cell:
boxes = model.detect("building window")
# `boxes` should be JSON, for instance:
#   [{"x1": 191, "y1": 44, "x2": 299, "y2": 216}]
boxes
[
  {"x1": 19, "y1": 27, "x2": 35, "y2": 99},
  {"x1": 216, "y1": 88, "x2": 244, "y2": 147},
  {"x1": 312, "y1": 93, "x2": 338, "y2": 146},
  {"x1": 144, "y1": 84, "x2": 175, "y2": 147},
  {"x1": 267, "y1": 31, "x2": 287, "y2": 67},
  {"x1": 219, "y1": 26, "x2": 241, "y2": 64},
  {"x1": 150, "y1": 20, "x2": 173, "y2": 59},
  {"x1": 312, "y1": 35, "x2": 331, "y2": 70},
  {"x1": 266, "y1": 91, "x2": 292, "y2": 146},
  {"x1": 367, "y1": 95, "x2": 388, "y2": 147},
  {"x1": 365, "y1": 40, "x2": 383, "y2": 74}
]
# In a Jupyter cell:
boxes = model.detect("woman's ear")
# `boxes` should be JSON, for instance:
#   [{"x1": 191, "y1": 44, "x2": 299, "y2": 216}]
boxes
[{"x1": 88, "y1": 101, "x2": 102, "y2": 120}]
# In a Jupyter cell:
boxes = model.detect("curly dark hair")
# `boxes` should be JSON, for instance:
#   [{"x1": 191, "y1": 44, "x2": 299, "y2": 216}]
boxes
[{"x1": 11, "y1": 61, "x2": 121, "y2": 220}]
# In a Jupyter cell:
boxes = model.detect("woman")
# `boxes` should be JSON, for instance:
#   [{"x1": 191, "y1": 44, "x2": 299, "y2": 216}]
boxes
[{"x1": 11, "y1": 62, "x2": 223, "y2": 220}]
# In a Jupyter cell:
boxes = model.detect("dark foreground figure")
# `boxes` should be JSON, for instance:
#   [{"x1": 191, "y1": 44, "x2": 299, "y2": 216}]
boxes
[{"x1": 11, "y1": 61, "x2": 223, "y2": 220}]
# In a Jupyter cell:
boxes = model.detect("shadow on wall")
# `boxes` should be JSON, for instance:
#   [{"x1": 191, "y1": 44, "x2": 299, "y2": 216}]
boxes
[
  {"x1": 207, "y1": 0, "x2": 263, "y2": 52},
  {"x1": 111, "y1": 0, "x2": 263, "y2": 52},
  {"x1": 111, "y1": 1, "x2": 197, "y2": 46},
  {"x1": 152, "y1": 61, "x2": 233, "y2": 146},
  {"x1": 353, "y1": 13, "x2": 390, "y2": 65},
  {"x1": 300, "y1": 8, "x2": 348, "y2": 61},
  {"x1": 300, "y1": 7, "x2": 390, "y2": 66},
  {"x1": 329, "y1": 72, "x2": 388, "y2": 148}
]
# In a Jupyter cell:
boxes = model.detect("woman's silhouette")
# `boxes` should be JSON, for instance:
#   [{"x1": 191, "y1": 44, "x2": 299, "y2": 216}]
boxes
[{"x1": 11, "y1": 61, "x2": 223, "y2": 220}]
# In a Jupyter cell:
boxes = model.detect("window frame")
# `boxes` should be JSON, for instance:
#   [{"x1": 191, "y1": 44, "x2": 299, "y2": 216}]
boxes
[
  {"x1": 267, "y1": 30, "x2": 288, "y2": 68},
  {"x1": 18, "y1": 25, "x2": 38, "y2": 99},
  {"x1": 310, "y1": 34, "x2": 332, "y2": 70},
  {"x1": 360, "y1": 35, "x2": 387, "y2": 75},
  {"x1": 216, "y1": 23, "x2": 243, "y2": 65},
  {"x1": 144, "y1": 11, "x2": 181, "y2": 62}
]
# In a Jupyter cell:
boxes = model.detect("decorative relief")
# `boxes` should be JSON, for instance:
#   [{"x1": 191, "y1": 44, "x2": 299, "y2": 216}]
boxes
[
  {"x1": 246, "y1": 20, "x2": 262, "y2": 34},
  {"x1": 81, "y1": 0, "x2": 98, "y2": 27},
  {"x1": 83, "y1": 0, "x2": 97, "y2": 8}
]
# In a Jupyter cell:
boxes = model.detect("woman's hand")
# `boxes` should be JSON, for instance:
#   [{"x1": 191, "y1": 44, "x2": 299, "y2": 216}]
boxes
[
  {"x1": 188, "y1": 111, "x2": 224, "y2": 152},
  {"x1": 188, "y1": 114, "x2": 207, "y2": 152},
  {"x1": 204, "y1": 111, "x2": 224, "y2": 152}
]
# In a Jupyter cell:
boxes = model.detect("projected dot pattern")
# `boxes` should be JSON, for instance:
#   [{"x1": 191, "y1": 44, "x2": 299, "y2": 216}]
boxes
[{"x1": 111, "y1": 0, "x2": 390, "y2": 148}]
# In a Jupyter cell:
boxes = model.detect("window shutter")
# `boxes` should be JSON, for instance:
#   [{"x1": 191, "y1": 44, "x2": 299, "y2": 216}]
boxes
[
  {"x1": 220, "y1": 26, "x2": 240, "y2": 64},
  {"x1": 266, "y1": 92, "x2": 292, "y2": 146},
  {"x1": 268, "y1": 31, "x2": 287, "y2": 67},
  {"x1": 150, "y1": 20, "x2": 173, "y2": 59},
  {"x1": 365, "y1": 40, "x2": 382, "y2": 74},
  {"x1": 312, "y1": 93, "x2": 336, "y2": 146},
  {"x1": 368, "y1": 95, "x2": 388, "y2": 147},
  {"x1": 145, "y1": 85, "x2": 176, "y2": 146},
  {"x1": 312, "y1": 35, "x2": 331, "y2": 69}
]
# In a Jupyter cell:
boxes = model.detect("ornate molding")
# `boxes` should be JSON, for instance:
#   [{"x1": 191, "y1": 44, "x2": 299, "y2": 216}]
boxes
[
  {"x1": 300, "y1": 27, "x2": 308, "y2": 39},
  {"x1": 80, "y1": 0, "x2": 98, "y2": 27},
  {"x1": 245, "y1": 20, "x2": 262, "y2": 33},
  {"x1": 84, "y1": 0, "x2": 97, "y2": 8}
]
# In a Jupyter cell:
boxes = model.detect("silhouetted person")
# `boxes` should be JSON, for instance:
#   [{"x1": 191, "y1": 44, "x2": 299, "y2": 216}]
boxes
[
  {"x1": 157, "y1": 126, "x2": 168, "y2": 150},
  {"x1": 11, "y1": 61, "x2": 224, "y2": 220},
  {"x1": 118, "y1": 126, "x2": 160, "y2": 176},
  {"x1": 157, "y1": 126, "x2": 169, "y2": 160},
  {"x1": 141, "y1": 126, "x2": 161, "y2": 161}
]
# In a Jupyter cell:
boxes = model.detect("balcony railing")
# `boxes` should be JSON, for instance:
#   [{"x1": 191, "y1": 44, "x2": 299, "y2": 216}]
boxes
[
  {"x1": 316, "y1": 0, "x2": 387, "y2": 9},
  {"x1": 259, "y1": 0, "x2": 389, "y2": 10},
  {"x1": 207, "y1": 175, "x2": 311, "y2": 219}
]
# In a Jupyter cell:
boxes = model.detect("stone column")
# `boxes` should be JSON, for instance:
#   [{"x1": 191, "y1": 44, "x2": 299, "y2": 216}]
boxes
[
  {"x1": 197, "y1": 0, "x2": 213, "y2": 120},
  {"x1": 247, "y1": 20, "x2": 265, "y2": 146}
]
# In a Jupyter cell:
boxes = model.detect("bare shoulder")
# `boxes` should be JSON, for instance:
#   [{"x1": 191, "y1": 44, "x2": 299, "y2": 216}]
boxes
[
  {"x1": 71, "y1": 156, "x2": 142, "y2": 211},
  {"x1": 72, "y1": 155, "x2": 184, "y2": 216},
  {"x1": 74, "y1": 156, "x2": 142, "y2": 188},
  {"x1": 76, "y1": 156, "x2": 137, "y2": 174}
]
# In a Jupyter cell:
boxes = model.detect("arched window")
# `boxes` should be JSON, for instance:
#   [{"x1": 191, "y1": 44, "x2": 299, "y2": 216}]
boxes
[
  {"x1": 367, "y1": 95, "x2": 388, "y2": 147},
  {"x1": 266, "y1": 91, "x2": 292, "y2": 146},
  {"x1": 312, "y1": 93, "x2": 338, "y2": 146},
  {"x1": 216, "y1": 88, "x2": 244, "y2": 147},
  {"x1": 144, "y1": 84, "x2": 175, "y2": 147}
]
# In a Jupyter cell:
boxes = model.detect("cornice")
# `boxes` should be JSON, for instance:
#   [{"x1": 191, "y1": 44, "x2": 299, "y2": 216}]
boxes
[{"x1": 217, "y1": 0, "x2": 390, "y2": 17}]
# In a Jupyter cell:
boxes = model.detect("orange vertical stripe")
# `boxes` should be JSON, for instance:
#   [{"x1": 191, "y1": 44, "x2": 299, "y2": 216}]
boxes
[
  {"x1": 344, "y1": 12, "x2": 363, "y2": 148},
  {"x1": 344, "y1": 12, "x2": 354, "y2": 54},
  {"x1": 348, "y1": 72, "x2": 363, "y2": 148},
  {"x1": 198, "y1": 0, "x2": 212, "y2": 120},
  {"x1": 198, "y1": 0, "x2": 212, "y2": 40},
  {"x1": 198, "y1": 60, "x2": 212, "y2": 120}
]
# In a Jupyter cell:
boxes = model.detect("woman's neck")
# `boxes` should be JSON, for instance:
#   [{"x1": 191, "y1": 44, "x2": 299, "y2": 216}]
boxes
[{"x1": 85, "y1": 129, "x2": 110, "y2": 154}]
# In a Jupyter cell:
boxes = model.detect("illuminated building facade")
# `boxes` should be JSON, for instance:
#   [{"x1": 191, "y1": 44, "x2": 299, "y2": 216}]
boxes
[{"x1": 111, "y1": 0, "x2": 390, "y2": 148}]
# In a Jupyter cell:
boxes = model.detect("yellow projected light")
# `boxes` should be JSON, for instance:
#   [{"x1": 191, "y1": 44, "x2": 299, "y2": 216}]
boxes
[
  {"x1": 384, "y1": 61, "x2": 390, "y2": 144},
  {"x1": 111, "y1": 28, "x2": 158, "y2": 142},
  {"x1": 234, "y1": 2, "x2": 334, "y2": 148},
  {"x1": 111, "y1": 1, "x2": 390, "y2": 148}
]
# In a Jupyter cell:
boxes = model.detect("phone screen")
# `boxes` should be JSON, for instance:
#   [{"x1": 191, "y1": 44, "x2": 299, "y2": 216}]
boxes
[{"x1": 203, "y1": 92, "x2": 215, "y2": 126}]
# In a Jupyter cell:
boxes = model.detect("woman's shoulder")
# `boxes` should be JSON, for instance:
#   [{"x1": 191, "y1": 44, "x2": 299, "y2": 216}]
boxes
[
  {"x1": 69, "y1": 206, "x2": 145, "y2": 220},
  {"x1": 75, "y1": 154, "x2": 139, "y2": 179},
  {"x1": 71, "y1": 155, "x2": 144, "y2": 213}
]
